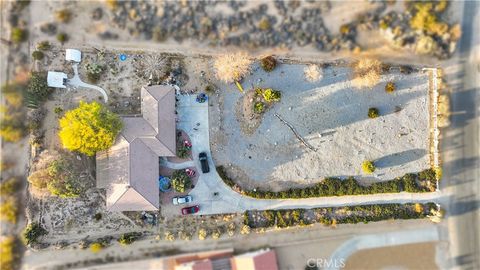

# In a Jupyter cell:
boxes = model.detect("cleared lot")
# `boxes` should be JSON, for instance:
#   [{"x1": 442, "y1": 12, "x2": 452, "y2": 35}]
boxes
[{"x1": 211, "y1": 63, "x2": 431, "y2": 190}]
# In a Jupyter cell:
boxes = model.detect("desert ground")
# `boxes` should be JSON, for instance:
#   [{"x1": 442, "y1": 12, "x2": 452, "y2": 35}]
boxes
[{"x1": 210, "y1": 62, "x2": 431, "y2": 191}]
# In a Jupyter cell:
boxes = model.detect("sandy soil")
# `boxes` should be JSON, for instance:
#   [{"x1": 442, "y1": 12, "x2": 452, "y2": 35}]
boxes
[
  {"x1": 211, "y1": 62, "x2": 431, "y2": 191},
  {"x1": 344, "y1": 242, "x2": 439, "y2": 270}
]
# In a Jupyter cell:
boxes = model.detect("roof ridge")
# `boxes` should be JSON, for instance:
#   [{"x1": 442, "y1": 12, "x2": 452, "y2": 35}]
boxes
[
  {"x1": 128, "y1": 185, "x2": 158, "y2": 210},
  {"x1": 108, "y1": 185, "x2": 129, "y2": 209}
]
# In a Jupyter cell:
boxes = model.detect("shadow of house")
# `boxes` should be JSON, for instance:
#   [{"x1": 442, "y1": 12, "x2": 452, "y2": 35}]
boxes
[{"x1": 375, "y1": 149, "x2": 428, "y2": 169}]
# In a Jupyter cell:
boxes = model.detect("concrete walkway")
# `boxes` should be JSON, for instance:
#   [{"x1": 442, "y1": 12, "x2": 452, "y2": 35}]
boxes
[
  {"x1": 67, "y1": 63, "x2": 108, "y2": 102},
  {"x1": 160, "y1": 158, "x2": 195, "y2": 170},
  {"x1": 176, "y1": 95, "x2": 448, "y2": 215},
  {"x1": 326, "y1": 226, "x2": 441, "y2": 270}
]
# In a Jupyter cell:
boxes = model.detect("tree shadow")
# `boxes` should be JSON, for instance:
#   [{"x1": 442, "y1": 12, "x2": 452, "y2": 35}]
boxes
[
  {"x1": 449, "y1": 88, "x2": 479, "y2": 128},
  {"x1": 374, "y1": 149, "x2": 427, "y2": 169},
  {"x1": 442, "y1": 157, "x2": 479, "y2": 185}
]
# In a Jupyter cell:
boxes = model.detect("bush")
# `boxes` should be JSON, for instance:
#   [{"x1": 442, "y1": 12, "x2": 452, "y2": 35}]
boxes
[
  {"x1": 0, "y1": 178, "x2": 19, "y2": 196},
  {"x1": 1, "y1": 237, "x2": 19, "y2": 270},
  {"x1": 32, "y1": 50, "x2": 44, "y2": 60},
  {"x1": 262, "y1": 88, "x2": 281, "y2": 102},
  {"x1": 89, "y1": 242, "x2": 103, "y2": 253},
  {"x1": 59, "y1": 101, "x2": 122, "y2": 156},
  {"x1": 176, "y1": 144, "x2": 190, "y2": 159},
  {"x1": 198, "y1": 228, "x2": 208, "y2": 240},
  {"x1": 260, "y1": 56, "x2": 277, "y2": 72},
  {"x1": 55, "y1": 9, "x2": 72, "y2": 23},
  {"x1": 204, "y1": 84, "x2": 215, "y2": 94},
  {"x1": 36, "y1": 41, "x2": 51, "y2": 51},
  {"x1": 28, "y1": 72, "x2": 51, "y2": 101},
  {"x1": 84, "y1": 63, "x2": 104, "y2": 82},
  {"x1": 94, "y1": 213, "x2": 102, "y2": 221},
  {"x1": 368, "y1": 107, "x2": 379, "y2": 118},
  {"x1": 46, "y1": 159, "x2": 84, "y2": 197},
  {"x1": 304, "y1": 64, "x2": 323, "y2": 82},
  {"x1": 362, "y1": 160, "x2": 376, "y2": 174},
  {"x1": 254, "y1": 101, "x2": 265, "y2": 114},
  {"x1": 0, "y1": 121, "x2": 25, "y2": 142},
  {"x1": 352, "y1": 58, "x2": 382, "y2": 88},
  {"x1": 56, "y1": 32, "x2": 68, "y2": 44},
  {"x1": 11, "y1": 28, "x2": 27, "y2": 43},
  {"x1": 214, "y1": 52, "x2": 253, "y2": 83},
  {"x1": 118, "y1": 232, "x2": 142, "y2": 245},
  {"x1": 23, "y1": 222, "x2": 47, "y2": 245},
  {"x1": 258, "y1": 17, "x2": 270, "y2": 31},
  {"x1": 385, "y1": 82, "x2": 396, "y2": 93},
  {"x1": 0, "y1": 198, "x2": 18, "y2": 224},
  {"x1": 27, "y1": 169, "x2": 50, "y2": 190},
  {"x1": 171, "y1": 170, "x2": 191, "y2": 193}
]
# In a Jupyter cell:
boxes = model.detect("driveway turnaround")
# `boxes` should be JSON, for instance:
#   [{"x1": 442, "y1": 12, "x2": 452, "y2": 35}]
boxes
[{"x1": 176, "y1": 94, "x2": 447, "y2": 215}]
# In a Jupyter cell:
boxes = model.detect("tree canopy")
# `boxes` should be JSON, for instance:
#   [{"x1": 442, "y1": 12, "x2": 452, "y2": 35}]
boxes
[{"x1": 59, "y1": 101, "x2": 122, "y2": 156}]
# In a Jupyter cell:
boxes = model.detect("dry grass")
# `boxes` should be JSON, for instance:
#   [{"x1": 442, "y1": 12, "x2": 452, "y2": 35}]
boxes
[
  {"x1": 437, "y1": 94, "x2": 450, "y2": 127},
  {"x1": 352, "y1": 58, "x2": 382, "y2": 89},
  {"x1": 304, "y1": 64, "x2": 323, "y2": 82},
  {"x1": 214, "y1": 52, "x2": 253, "y2": 83}
]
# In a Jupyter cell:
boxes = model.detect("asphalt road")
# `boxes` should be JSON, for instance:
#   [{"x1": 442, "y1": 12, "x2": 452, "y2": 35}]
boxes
[{"x1": 443, "y1": 1, "x2": 480, "y2": 269}]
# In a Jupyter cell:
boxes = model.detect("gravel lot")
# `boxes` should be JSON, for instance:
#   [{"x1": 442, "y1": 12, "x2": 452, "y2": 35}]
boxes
[{"x1": 211, "y1": 62, "x2": 431, "y2": 190}]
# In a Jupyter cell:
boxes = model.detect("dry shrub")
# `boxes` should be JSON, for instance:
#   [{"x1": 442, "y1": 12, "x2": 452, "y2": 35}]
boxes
[
  {"x1": 437, "y1": 94, "x2": 450, "y2": 127},
  {"x1": 214, "y1": 52, "x2": 253, "y2": 83},
  {"x1": 304, "y1": 64, "x2": 322, "y2": 82},
  {"x1": 352, "y1": 59, "x2": 382, "y2": 88}
]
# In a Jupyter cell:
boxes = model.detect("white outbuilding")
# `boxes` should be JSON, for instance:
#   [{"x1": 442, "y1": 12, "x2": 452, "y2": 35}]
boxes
[
  {"x1": 65, "y1": 49, "x2": 82, "y2": 63},
  {"x1": 47, "y1": 71, "x2": 68, "y2": 88}
]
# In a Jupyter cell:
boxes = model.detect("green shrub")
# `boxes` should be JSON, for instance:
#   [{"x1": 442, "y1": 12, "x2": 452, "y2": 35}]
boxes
[
  {"x1": 262, "y1": 88, "x2": 281, "y2": 102},
  {"x1": 0, "y1": 198, "x2": 18, "y2": 224},
  {"x1": 32, "y1": 50, "x2": 44, "y2": 60},
  {"x1": 118, "y1": 232, "x2": 142, "y2": 245},
  {"x1": 54, "y1": 107, "x2": 63, "y2": 115},
  {"x1": 56, "y1": 33, "x2": 68, "y2": 44},
  {"x1": 204, "y1": 84, "x2": 215, "y2": 93},
  {"x1": 0, "y1": 178, "x2": 19, "y2": 196},
  {"x1": 36, "y1": 41, "x2": 51, "y2": 51},
  {"x1": 254, "y1": 101, "x2": 265, "y2": 114},
  {"x1": 171, "y1": 170, "x2": 191, "y2": 193},
  {"x1": 260, "y1": 56, "x2": 277, "y2": 72},
  {"x1": 46, "y1": 159, "x2": 84, "y2": 198},
  {"x1": 362, "y1": 160, "x2": 376, "y2": 174},
  {"x1": 258, "y1": 17, "x2": 270, "y2": 31},
  {"x1": 176, "y1": 144, "x2": 190, "y2": 159},
  {"x1": 84, "y1": 63, "x2": 104, "y2": 82},
  {"x1": 385, "y1": 82, "x2": 396, "y2": 93},
  {"x1": 55, "y1": 9, "x2": 72, "y2": 23},
  {"x1": 368, "y1": 107, "x2": 379, "y2": 118},
  {"x1": 1, "y1": 236, "x2": 20, "y2": 270},
  {"x1": 23, "y1": 222, "x2": 47, "y2": 245},
  {"x1": 11, "y1": 28, "x2": 27, "y2": 43},
  {"x1": 28, "y1": 72, "x2": 51, "y2": 101}
]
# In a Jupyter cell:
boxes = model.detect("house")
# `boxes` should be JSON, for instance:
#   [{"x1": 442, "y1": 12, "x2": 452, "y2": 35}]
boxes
[
  {"x1": 96, "y1": 85, "x2": 176, "y2": 211},
  {"x1": 65, "y1": 49, "x2": 82, "y2": 62},
  {"x1": 47, "y1": 71, "x2": 68, "y2": 88},
  {"x1": 230, "y1": 249, "x2": 278, "y2": 270}
]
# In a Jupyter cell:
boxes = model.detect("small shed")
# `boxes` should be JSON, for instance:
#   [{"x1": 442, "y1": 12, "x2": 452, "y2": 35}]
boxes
[
  {"x1": 47, "y1": 71, "x2": 68, "y2": 88},
  {"x1": 65, "y1": 49, "x2": 82, "y2": 62}
]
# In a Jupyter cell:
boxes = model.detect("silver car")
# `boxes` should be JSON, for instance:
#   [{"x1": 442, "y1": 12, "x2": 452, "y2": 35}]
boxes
[{"x1": 172, "y1": 195, "x2": 193, "y2": 205}]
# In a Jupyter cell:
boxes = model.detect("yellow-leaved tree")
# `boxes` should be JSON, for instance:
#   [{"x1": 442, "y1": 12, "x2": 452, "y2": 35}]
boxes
[{"x1": 59, "y1": 101, "x2": 122, "y2": 156}]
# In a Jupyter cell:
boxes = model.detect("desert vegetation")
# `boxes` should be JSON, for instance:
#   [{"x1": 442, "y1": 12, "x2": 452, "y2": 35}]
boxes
[
  {"x1": 260, "y1": 56, "x2": 277, "y2": 72},
  {"x1": 362, "y1": 160, "x2": 376, "y2": 173},
  {"x1": 304, "y1": 64, "x2": 323, "y2": 82},
  {"x1": 213, "y1": 51, "x2": 253, "y2": 83},
  {"x1": 22, "y1": 222, "x2": 47, "y2": 246},
  {"x1": 385, "y1": 81, "x2": 396, "y2": 93},
  {"x1": 368, "y1": 108, "x2": 379, "y2": 119},
  {"x1": 217, "y1": 166, "x2": 438, "y2": 199},
  {"x1": 171, "y1": 170, "x2": 191, "y2": 193},
  {"x1": 245, "y1": 203, "x2": 439, "y2": 229},
  {"x1": 58, "y1": 101, "x2": 122, "y2": 156},
  {"x1": 351, "y1": 58, "x2": 382, "y2": 88}
]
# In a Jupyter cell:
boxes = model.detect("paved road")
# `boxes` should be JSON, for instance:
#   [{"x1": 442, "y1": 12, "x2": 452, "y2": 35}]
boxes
[
  {"x1": 443, "y1": 1, "x2": 480, "y2": 269},
  {"x1": 176, "y1": 95, "x2": 447, "y2": 215}
]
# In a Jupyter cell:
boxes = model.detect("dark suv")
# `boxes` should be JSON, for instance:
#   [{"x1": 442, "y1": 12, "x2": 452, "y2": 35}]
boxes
[{"x1": 199, "y1": 152, "x2": 210, "y2": 173}]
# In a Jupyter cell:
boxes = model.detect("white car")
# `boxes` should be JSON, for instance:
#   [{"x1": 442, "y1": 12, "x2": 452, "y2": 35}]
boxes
[{"x1": 172, "y1": 195, "x2": 193, "y2": 205}]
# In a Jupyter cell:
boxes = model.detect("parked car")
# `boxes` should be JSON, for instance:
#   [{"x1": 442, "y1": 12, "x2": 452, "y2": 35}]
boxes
[
  {"x1": 172, "y1": 195, "x2": 192, "y2": 205},
  {"x1": 181, "y1": 205, "x2": 199, "y2": 215},
  {"x1": 199, "y1": 152, "x2": 210, "y2": 173}
]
